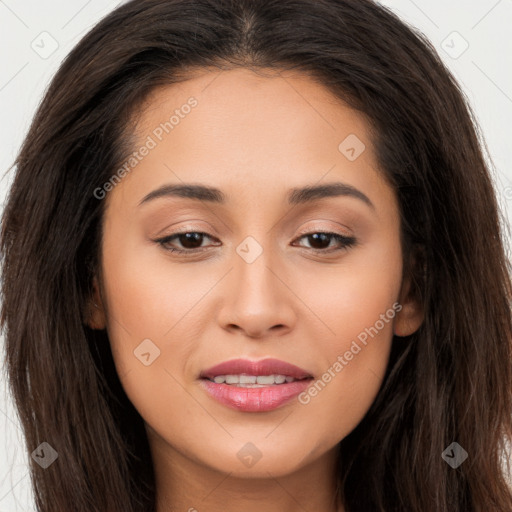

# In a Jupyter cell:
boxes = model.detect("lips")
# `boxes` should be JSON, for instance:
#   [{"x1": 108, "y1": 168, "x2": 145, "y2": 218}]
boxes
[
  {"x1": 200, "y1": 358, "x2": 313, "y2": 381},
  {"x1": 198, "y1": 358, "x2": 314, "y2": 412}
]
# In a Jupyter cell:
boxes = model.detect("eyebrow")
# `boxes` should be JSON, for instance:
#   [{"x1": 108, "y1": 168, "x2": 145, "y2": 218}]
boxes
[{"x1": 138, "y1": 181, "x2": 375, "y2": 210}]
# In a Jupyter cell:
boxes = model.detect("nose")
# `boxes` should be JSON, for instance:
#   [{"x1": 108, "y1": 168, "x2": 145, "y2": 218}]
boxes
[{"x1": 216, "y1": 240, "x2": 297, "y2": 339}]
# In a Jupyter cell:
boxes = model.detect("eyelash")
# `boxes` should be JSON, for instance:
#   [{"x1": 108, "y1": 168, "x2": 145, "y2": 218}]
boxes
[{"x1": 154, "y1": 230, "x2": 357, "y2": 255}]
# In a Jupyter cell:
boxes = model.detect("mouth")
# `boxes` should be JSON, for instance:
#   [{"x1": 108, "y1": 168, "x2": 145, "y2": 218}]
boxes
[
  {"x1": 198, "y1": 358, "x2": 314, "y2": 412},
  {"x1": 200, "y1": 357, "x2": 313, "y2": 381}
]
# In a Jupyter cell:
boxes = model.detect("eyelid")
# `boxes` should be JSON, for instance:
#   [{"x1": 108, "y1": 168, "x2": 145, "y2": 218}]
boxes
[
  {"x1": 154, "y1": 220, "x2": 216, "y2": 238},
  {"x1": 155, "y1": 221, "x2": 352, "y2": 242},
  {"x1": 295, "y1": 221, "x2": 353, "y2": 238}
]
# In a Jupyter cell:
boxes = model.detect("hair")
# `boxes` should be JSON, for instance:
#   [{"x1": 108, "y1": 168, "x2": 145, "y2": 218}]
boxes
[{"x1": 1, "y1": 0, "x2": 511, "y2": 510}]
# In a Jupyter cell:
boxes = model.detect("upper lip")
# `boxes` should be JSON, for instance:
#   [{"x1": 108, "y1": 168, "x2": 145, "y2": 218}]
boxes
[{"x1": 200, "y1": 358, "x2": 313, "y2": 380}]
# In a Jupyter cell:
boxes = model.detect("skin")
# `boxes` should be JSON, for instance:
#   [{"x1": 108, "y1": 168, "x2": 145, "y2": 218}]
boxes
[{"x1": 87, "y1": 67, "x2": 423, "y2": 512}]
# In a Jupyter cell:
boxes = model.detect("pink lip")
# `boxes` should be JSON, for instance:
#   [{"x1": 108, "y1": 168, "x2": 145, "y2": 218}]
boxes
[{"x1": 199, "y1": 358, "x2": 313, "y2": 412}]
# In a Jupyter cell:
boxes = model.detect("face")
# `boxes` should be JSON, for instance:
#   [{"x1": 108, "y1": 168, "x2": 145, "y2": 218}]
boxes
[{"x1": 89, "y1": 67, "x2": 422, "y2": 481}]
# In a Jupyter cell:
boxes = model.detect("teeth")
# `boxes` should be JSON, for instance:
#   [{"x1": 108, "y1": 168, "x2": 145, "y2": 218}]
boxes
[
  {"x1": 240, "y1": 375, "x2": 257, "y2": 384},
  {"x1": 210, "y1": 374, "x2": 297, "y2": 385},
  {"x1": 256, "y1": 375, "x2": 275, "y2": 385}
]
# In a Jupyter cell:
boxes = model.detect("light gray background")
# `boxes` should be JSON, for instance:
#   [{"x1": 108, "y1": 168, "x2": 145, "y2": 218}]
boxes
[{"x1": 1, "y1": 0, "x2": 511, "y2": 510}]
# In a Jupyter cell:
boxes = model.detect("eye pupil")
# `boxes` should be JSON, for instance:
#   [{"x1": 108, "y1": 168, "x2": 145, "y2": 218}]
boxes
[
  {"x1": 308, "y1": 233, "x2": 331, "y2": 249},
  {"x1": 179, "y1": 232, "x2": 203, "y2": 249}
]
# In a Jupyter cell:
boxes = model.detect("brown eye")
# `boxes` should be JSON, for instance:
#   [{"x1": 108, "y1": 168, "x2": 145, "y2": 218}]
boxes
[
  {"x1": 174, "y1": 232, "x2": 206, "y2": 249},
  {"x1": 156, "y1": 232, "x2": 218, "y2": 254},
  {"x1": 293, "y1": 232, "x2": 357, "y2": 253}
]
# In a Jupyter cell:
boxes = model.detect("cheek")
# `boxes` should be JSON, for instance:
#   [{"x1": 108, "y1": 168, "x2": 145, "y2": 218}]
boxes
[
  {"x1": 290, "y1": 316, "x2": 396, "y2": 462},
  {"x1": 290, "y1": 246, "x2": 402, "y2": 442},
  {"x1": 98, "y1": 233, "x2": 199, "y2": 397},
  {"x1": 292, "y1": 236, "x2": 402, "y2": 358}
]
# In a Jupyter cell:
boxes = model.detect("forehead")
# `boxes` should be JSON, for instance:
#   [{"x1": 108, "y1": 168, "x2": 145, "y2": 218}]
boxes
[{"x1": 106, "y1": 67, "x2": 394, "y2": 214}]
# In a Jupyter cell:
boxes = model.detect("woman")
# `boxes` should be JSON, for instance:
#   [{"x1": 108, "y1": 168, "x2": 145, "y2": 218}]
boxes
[{"x1": 1, "y1": 0, "x2": 511, "y2": 510}]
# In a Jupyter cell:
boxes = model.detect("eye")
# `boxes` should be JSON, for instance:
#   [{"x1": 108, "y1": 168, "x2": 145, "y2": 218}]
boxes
[
  {"x1": 155, "y1": 231, "x2": 219, "y2": 254},
  {"x1": 154, "y1": 230, "x2": 357, "y2": 255},
  {"x1": 292, "y1": 231, "x2": 357, "y2": 253}
]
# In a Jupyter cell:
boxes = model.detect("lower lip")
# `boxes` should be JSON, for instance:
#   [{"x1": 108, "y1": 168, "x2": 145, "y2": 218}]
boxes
[{"x1": 199, "y1": 379, "x2": 312, "y2": 412}]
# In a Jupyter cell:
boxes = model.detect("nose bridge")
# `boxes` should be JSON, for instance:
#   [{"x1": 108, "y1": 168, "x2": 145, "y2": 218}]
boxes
[{"x1": 233, "y1": 233, "x2": 281, "y2": 302}]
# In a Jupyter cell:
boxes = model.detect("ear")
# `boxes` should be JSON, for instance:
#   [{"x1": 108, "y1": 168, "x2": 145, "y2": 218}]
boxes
[
  {"x1": 393, "y1": 248, "x2": 425, "y2": 337},
  {"x1": 84, "y1": 276, "x2": 107, "y2": 330}
]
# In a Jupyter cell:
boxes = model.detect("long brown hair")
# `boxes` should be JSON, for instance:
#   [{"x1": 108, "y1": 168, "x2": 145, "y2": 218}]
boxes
[{"x1": 1, "y1": 0, "x2": 511, "y2": 510}]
